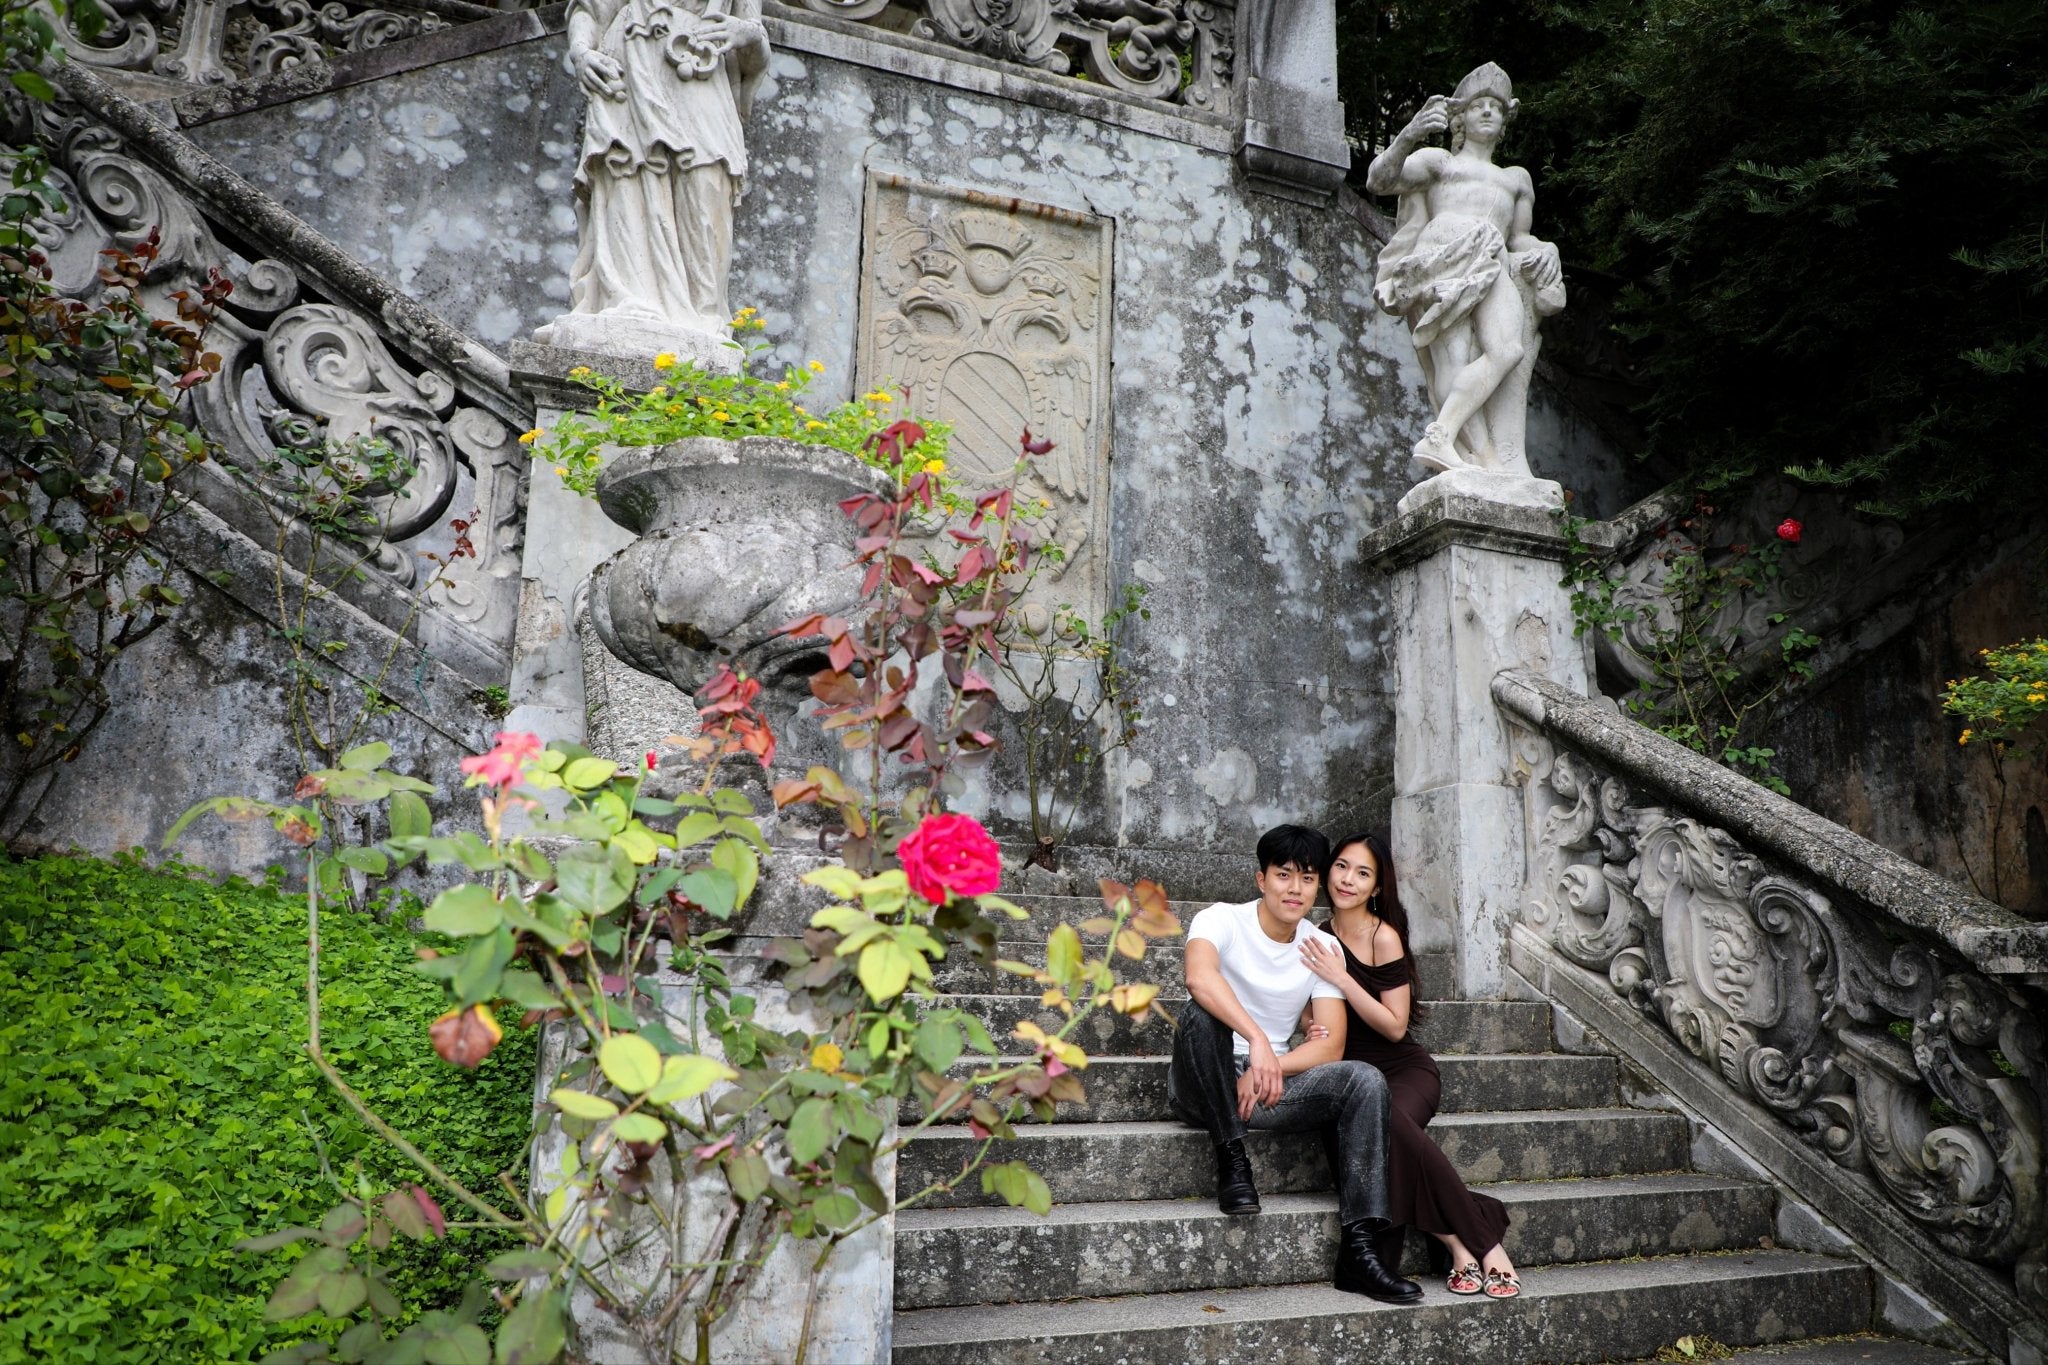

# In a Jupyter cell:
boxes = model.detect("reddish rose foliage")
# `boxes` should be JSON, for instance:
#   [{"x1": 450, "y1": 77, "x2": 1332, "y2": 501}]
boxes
[
  {"x1": 1776, "y1": 518, "x2": 1803, "y2": 544},
  {"x1": 896, "y1": 812, "x2": 1002, "y2": 905}
]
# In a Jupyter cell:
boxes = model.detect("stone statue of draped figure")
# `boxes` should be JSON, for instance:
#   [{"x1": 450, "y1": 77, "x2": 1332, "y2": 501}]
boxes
[
  {"x1": 1368, "y1": 62, "x2": 1565, "y2": 481},
  {"x1": 535, "y1": 0, "x2": 768, "y2": 368}
]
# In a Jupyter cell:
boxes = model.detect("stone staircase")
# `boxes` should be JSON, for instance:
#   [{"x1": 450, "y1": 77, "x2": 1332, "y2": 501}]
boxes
[{"x1": 888, "y1": 892, "x2": 1970, "y2": 1364}]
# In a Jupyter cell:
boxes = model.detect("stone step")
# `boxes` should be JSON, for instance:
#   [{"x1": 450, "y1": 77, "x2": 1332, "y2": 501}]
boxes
[
  {"x1": 938, "y1": 995, "x2": 1551, "y2": 1059},
  {"x1": 900, "y1": 1052, "x2": 1618, "y2": 1125},
  {"x1": 894, "y1": 1173, "x2": 1776, "y2": 1309},
  {"x1": 899, "y1": 1110, "x2": 1691, "y2": 1208},
  {"x1": 930, "y1": 941, "x2": 1187, "y2": 994},
  {"x1": 1722, "y1": 1341, "x2": 1986, "y2": 1365},
  {"x1": 891, "y1": 1250, "x2": 1872, "y2": 1364}
]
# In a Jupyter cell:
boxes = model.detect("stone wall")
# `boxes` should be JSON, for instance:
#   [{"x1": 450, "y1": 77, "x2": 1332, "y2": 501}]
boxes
[
  {"x1": 169, "y1": 12, "x2": 1639, "y2": 872},
  {"x1": 1771, "y1": 547, "x2": 2048, "y2": 919}
]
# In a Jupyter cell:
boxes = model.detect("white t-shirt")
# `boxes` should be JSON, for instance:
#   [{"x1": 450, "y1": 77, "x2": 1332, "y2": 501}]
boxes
[{"x1": 1186, "y1": 900, "x2": 1344, "y2": 1057}]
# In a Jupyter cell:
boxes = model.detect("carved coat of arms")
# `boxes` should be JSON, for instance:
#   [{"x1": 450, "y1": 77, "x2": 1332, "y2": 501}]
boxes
[{"x1": 856, "y1": 175, "x2": 1112, "y2": 611}]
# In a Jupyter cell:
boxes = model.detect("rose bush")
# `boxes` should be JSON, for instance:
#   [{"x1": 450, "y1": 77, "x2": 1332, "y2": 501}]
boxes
[{"x1": 173, "y1": 423, "x2": 1179, "y2": 1362}]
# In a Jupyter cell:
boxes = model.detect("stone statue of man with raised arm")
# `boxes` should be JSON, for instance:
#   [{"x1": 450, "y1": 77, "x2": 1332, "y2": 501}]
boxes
[
  {"x1": 1368, "y1": 62, "x2": 1565, "y2": 480},
  {"x1": 536, "y1": 0, "x2": 769, "y2": 369}
]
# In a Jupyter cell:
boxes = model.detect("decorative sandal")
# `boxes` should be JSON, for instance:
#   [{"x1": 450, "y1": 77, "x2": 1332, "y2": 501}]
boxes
[
  {"x1": 1446, "y1": 1263, "x2": 1484, "y2": 1295},
  {"x1": 1482, "y1": 1268, "x2": 1521, "y2": 1299}
]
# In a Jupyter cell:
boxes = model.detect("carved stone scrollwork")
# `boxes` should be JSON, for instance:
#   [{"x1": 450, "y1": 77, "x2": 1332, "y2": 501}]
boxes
[
  {"x1": 262, "y1": 302, "x2": 461, "y2": 545},
  {"x1": 793, "y1": 0, "x2": 1233, "y2": 112},
  {"x1": 4, "y1": 95, "x2": 527, "y2": 675},
  {"x1": 57, "y1": 0, "x2": 447, "y2": 89},
  {"x1": 1524, "y1": 745, "x2": 2048, "y2": 1312}
]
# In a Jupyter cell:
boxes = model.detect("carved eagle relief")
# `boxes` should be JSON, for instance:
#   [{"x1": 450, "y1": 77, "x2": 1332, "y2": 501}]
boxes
[{"x1": 866, "y1": 201, "x2": 1104, "y2": 580}]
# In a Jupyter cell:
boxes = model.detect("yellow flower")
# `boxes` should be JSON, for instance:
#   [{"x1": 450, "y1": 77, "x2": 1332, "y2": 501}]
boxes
[
  {"x1": 1960, "y1": 729, "x2": 1974, "y2": 745},
  {"x1": 774, "y1": 381, "x2": 790, "y2": 392},
  {"x1": 554, "y1": 466, "x2": 568, "y2": 476},
  {"x1": 518, "y1": 428, "x2": 541, "y2": 445},
  {"x1": 712, "y1": 411, "x2": 730, "y2": 422},
  {"x1": 806, "y1": 420, "x2": 825, "y2": 430},
  {"x1": 653, "y1": 352, "x2": 677, "y2": 371},
  {"x1": 1039, "y1": 499, "x2": 1051, "y2": 509},
  {"x1": 569, "y1": 365, "x2": 592, "y2": 378},
  {"x1": 864, "y1": 390, "x2": 893, "y2": 404},
  {"x1": 810, "y1": 1041, "x2": 844, "y2": 1074},
  {"x1": 2030, "y1": 693, "x2": 2046, "y2": 704},
  {"x1": 925, "y1": 459, "x2": 945, "y2": 474},
  {"x1": 666, "y1": 403, "x2": 683, "y2": 415},
  {"x1": 794, "y1": 405, "x2": 808, "y2": 415},
  {"x1": 808, "y1": 360, "x2": 825, "y2": 373}
]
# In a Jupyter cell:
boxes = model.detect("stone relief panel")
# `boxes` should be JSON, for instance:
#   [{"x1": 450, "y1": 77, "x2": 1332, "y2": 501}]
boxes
[
  {"x1": 781, "y1": 0, "x2": 1235, "y2": 113},
  {"x1": 57, "y1": 0, "x2": 458, "y2": 90},
  {"x1": 1516, "y1": 741, "x2": 2047, "y2": 1314},
  {"x1": 855, "y1": 172, "x2": 1112, "y2": 625},
  {"x1": 8, "y1": 99, "x2": 526, "y2": 679}
]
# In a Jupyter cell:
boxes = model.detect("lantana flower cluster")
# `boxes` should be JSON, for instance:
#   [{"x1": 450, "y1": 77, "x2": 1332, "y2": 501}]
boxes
[
  {"x1": 521, "y1": 309, "x2": 953, "y2": 497},
  {"x1": 1943, "y1": 637, "x2": 2048, "y2": 750}
]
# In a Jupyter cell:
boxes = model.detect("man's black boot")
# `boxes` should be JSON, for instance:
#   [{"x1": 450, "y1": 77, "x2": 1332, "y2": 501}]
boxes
[
  {"x1": 1215, "y1": 1138, "x2": 1260, "y2": 1215},
  {"x1": 1333, "y1": 1221, "x2": 1423, "y2": 1302}
]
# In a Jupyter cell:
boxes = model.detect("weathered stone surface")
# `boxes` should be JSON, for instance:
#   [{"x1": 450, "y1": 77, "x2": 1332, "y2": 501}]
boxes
[
  {"x1": 1727, "y1": 1340, "x2": 1985, "y2": 1365},
  {"x1": 900, "y1": 1047, "x2": 1614, "y2": 1126},
  {"x1": 589, "y1": 437, "x2": 892, "y2": 693},
  {"x1": 181, "y1": 11, "x2": 1646, "y2": 855},
  {"x1": 895, "y1": 1174, "x2": 1775, "y2": 1308},
  {"x1": 1511, "y1": 927, "x2": 2040, "y2": 1363},
  {"x1": 1494, "y1": 669, "x2": 2048, "y2": 977},
  {"x1": 943, "y1": 994, "x2": 1550, "y2": 1059},
  {"x1": 1365, "y1": 493, "x2": 1593, "y2": 998},
  {"x1": 900, "y1": 1109, "x2": 1690, "y2": 1208},
  {"x1": 892, "y1": 1250, "x2": 1873, "y2": 1364}
]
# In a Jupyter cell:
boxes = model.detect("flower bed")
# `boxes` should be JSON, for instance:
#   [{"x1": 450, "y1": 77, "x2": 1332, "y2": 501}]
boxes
[{"x1": 0, "y1": 854, "x2": 536, "y2": 1362}]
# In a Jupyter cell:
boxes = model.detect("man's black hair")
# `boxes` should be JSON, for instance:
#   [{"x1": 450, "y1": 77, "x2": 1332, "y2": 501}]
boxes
[{"x1": 1255, "y1": 824, "x2": 1330, "y2": 874}]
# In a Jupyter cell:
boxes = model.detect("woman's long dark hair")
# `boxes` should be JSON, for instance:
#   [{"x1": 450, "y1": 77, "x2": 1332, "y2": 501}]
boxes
[{"x1": 1323, "y1": 831, "x2": 1427, "y2": 1020}]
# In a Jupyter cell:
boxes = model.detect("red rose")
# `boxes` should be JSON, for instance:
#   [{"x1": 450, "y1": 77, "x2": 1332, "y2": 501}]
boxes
[
  {"x1": 896, "y1": 812, "x2": 1002, "y2": 905},
  {"x1": 1776, "y1": 518, "x2": 1803, "y2": 544}
]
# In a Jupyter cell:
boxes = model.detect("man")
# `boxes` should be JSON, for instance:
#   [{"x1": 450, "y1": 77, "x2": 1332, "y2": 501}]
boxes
[
  {"x1": 1368, "y1": 61, "x2": 1566, "y2": 478},
  {"x1": 1169, "y1": 824, "x2": 1422, "y2": 1303}
]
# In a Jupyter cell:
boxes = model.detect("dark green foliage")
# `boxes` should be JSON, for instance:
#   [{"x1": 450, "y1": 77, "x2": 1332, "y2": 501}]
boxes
[
  {"x1": 0, "y1": 854, "x2": 536, "y2": 1363},
  {"x1": 1340, "y1": 0, "x2": 2048, "y2": 516}
]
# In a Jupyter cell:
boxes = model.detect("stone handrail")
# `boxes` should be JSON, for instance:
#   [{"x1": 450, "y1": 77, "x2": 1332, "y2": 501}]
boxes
[
  {"x1": 1493, "y1": 665, "x2": 2046, "y2": 1351},
  {"x1": 1494, "y1": 667, "x2": 2048, "y2": 977},
  {"x1": 14, "y1": 62, "x2": 531, "y2": 677}
]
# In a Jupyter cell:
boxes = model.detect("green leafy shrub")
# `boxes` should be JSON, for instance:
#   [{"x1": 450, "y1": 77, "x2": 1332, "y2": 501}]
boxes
[{"x1": 0, "y1": 853, "x2": 536, "y2": 1363}]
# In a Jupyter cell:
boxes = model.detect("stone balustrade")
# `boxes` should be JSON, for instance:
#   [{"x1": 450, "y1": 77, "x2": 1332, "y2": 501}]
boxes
[
  {"x1": 1494, "y1": 665, "x2": 2048, "y2": 1357},
  {"x1": 14, "y1": 62, "x2": 531, "y2": 681}
]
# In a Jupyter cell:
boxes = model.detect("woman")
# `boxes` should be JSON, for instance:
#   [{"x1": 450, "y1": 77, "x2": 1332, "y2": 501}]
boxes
[{"x1": 1299, "y1": 832, "x2": 1520, "y2": 1298}]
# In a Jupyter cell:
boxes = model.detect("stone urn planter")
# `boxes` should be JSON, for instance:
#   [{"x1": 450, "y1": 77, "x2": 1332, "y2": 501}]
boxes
[{"x1": 587, "y1": 435, "x2": 893, "y2": 695}]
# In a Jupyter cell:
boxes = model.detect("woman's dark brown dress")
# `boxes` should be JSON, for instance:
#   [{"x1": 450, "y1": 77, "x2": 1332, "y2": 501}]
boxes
[{"x1": 1337, "y1": 935, "x2": 1511, "y2": 1269}]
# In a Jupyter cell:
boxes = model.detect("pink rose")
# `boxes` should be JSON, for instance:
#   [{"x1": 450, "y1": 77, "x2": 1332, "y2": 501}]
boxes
[
  {"x1": 896, "y1": 812, "x2": 1002, "y2": 905},
  {"x1": 460, "y1": 731, "x2": 542, "y2": 789},
  {"x1": 1776, "y1": 518, "x2": 1803, "y2": 544}
]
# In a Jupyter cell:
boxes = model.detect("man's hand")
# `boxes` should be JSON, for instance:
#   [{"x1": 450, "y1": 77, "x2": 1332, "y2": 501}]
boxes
[
  {"x1": 1236, "y1": 1038, "x2": 1284, "y2": 1120},
  {"x1": 572, "y1": 48, "x2": 625, "y2": 99}
]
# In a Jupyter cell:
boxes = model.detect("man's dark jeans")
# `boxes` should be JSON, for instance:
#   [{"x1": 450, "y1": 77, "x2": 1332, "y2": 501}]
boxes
[{"x1": 1166, "y1": 999, "x2": 1392, "y2": 1228}]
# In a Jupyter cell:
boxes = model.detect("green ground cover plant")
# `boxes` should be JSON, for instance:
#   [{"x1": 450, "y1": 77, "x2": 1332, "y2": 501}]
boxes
[{"x1": 0, "y1": 853, "x2": 537, "y2": 1363}]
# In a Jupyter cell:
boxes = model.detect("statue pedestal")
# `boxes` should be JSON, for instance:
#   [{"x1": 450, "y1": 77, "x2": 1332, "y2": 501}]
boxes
[
  {"x1": 533, "y1": 311, "x2": 742, "y2": 378},
  {"x1": 1360, "y1": 488, "x2": 1600, "y2": 998}
]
